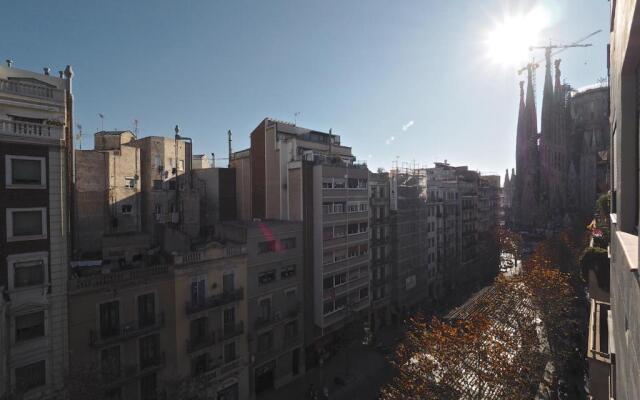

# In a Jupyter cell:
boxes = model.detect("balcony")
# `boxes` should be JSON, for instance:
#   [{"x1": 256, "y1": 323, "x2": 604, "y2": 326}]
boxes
[
  {"x1": 90, "y1": 312, "x2": 165, "y2": 347},
  {"x1": 186, "y1": 332, "x2": 216, "y2": 353},
  {"x1": 217, "y1": 321, "x2": 245, "y2": 341},
  {"x1": 104, "y1": 352, "x2": 166, "y2": 388},
  {"x1": 185, "y1": 288, "x2": 244, "y2": 314},
  {"x1": 69, "y1": 264, "x2": 170, "y2": 292},
  {"x1": 0, "y1": 78, "x2": 64, "y2": 102},
  {"x1": 255, "y1": 313, "x2": 280, "y2": 330},
  {"x1": 0, "y1": 119, "x2": 64, "y2": 141},
  {"x1": 587, "y1": 299, "x2": 611, "y2": 363}
]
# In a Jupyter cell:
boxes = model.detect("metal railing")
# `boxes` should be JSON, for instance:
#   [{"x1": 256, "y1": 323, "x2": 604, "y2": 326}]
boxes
[
  {"x1": 186, "y1": 332, "x2": 216, "y2": 353},
  {"x1": 70, "y1": 264, "x2": 170, "y2": 291},
  {"x1": 0, "y1": 78, "x2": 64, "y2": 101},
  {"x1": 217, "y1": 321, "x2": 244, "y2": 341},
  {"x1": 0, "y1": 119, "x2": 63, "y2": 140},
  {"x1": 90, "y1": 312, "x2": 165, "y2": 346},
  {"x1": 185, "y1": 288, "x2": 244, "y2": 314}
]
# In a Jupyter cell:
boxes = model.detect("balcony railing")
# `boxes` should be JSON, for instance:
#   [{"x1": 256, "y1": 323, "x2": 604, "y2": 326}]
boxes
[
  {"x1": 0, "y1": 78, "x2": 64, "y2": 102},
  {"x1": 0, "y1": 119, "x2": 64, "y2": 141},
  {"x1": 140, "y1": 352, "x2": 166, "y2": 370},
  {"x1": 186, "y1": 332, "x2": 216, "y2": 353},
  {"x1": 69, "y1": 264, "x2": 170, "y2": 292},
  {"x1": 90, "y1": 312, "x2": 165, "y2": 347},
  {"x1": 104, "y1": 352, "x2": 165, "y2": 387},
  {"x1": 185, "y1": 288, "x2": 244, "y2": 314},
  {"x1": 217, "y1": 322, "x2": 244, "y2": 341}
]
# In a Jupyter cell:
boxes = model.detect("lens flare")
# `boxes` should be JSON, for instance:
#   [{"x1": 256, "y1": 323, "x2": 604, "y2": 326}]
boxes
[{"x1": 486, "y1": 7, "x2": 550, "y2": 66}]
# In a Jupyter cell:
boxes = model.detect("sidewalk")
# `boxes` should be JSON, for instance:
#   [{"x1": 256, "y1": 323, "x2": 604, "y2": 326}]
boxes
[{"x1": 258, "y1": 325, "x2": 404, "y2": 400}]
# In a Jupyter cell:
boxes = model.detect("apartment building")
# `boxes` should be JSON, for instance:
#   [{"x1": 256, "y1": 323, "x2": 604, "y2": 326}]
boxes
[
  {"x1": 0, "y1": 63, "x2": 73, "y2": 398},
  {"x1": 220, "y1": 220, "x2": 304, "y2": 395},
  {"x1": 426, "y1": 162, "x2": 498, "y2": 293},
  {"x1": 369, "y1": 172, "x2": 392, "y2": 329},
  {"x1": 607, "y1": 1, "x2": 640, "y2": 399},
  {"x1": 389, "y1": 168, "x2": 429, "y2": 319},
  {"x1": 68, "y1": 241, "x2": 250, "y2": 400},
  {"x1": 171, "y1": 242, "x2": 250, "y2": 400},
  {"x1": 231, "y1": 118, "x2": 371, "y2": 365}
]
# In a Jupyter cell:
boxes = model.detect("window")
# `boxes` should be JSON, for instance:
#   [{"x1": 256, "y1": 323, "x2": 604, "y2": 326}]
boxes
[
  {"x1": 178, "y1": 159, "x2": 185, "y2": 171},
  {"x1": 140, "y1": 373, "x2": 157, "y2": 400},
  {"x1": 190, "y1": 279, "x2": 206, "y2": 305},
  {"x1": 348, "y1": 245, "x2": 359, "y2": 258},
  {"x1": 101, "y1": 346, "x2": 121, "y2": 379},
  {"x1": 323, "y1": 277, "x2": 334, "y2": 289},
  {"x1": 15, "y1": 361, "x2": 45, "y2": 392},
  {"x1": 223, "y1": 273, "x2": 235, "y2": 292},
  {"x1": 334, "y1": 249, "x2": 347, "y2": 262},
  {"x1": 137, "y1": 293, "x2": 156, "y2": 328},
  {"x1": 121, "y1": 204, "x2": 133, "y2": 214},
  {"x1": 224, "y1": 342, "x2": 236, "y2": 363},
  {"x1": 359, "y1": 203, "x2": 368, "y2": 212},
  {"x1": 334, "y1": 225, "x2": 346, "y2": 238},
  {"x1": 348, "y1": 178, "x2": 359, "y2": 189},
  {"x1": 323, "y1": 227, "x2": 333, "y2": 241},
  {"x1": 334, "y1": 272, "x2": 347, "y2": 286},
  {"x1": 6, "y1": 208, "x2": 47, "y2": 241},
  {"x1": 323, "y1": 251, "x2": 333, "y2": 265},
  {"x1": 15, "y1": 311, "x2": 45, "y2": 342},
  {"x1": 322, "y1": 178, "x2": 333, "y2": 189},
  {"x1": 13, "y1": 258, "x2": 45, "y2": 288},
  {"x1": 347, "y1": 202, "x2": 359, "y2": 213},
  {"x1": 139, "y1": 335, "x2": 160, "y2": 369},
  {"x1": 100, "y1": 301, "x2": 120, "y2": 339},
  {"x1": 284, "y1": 321, "x2": 298, "y2": 339},
  {"x1": 124, "y1": 177, "x2": 136, "y2": 188},
  {"x1": 190, "y1": 317, "x2": 208, "y2": 343},
  {"x1": 258, "y1": 240, "x2": 276, "y2": 253},
  {"x1": 333, "y1": 202, "x2": 344, "y2": 213},
  {"x1": 323, "y1": 300, "x2": 334, "y2": 315},
  {"x1": 258, "y1": 270, "x2": 276, "y2": 285},
  {"x1": 191, "y1": 353, "x2": 209, "y2": 377},
  {"x1": 223, "y1": 307, "x2": 236, "y2": 325},
  {"x1": 334, "y1": 178, "x2": 346, "y2": 188},
  {"x1": 335, "y1": 296, "x2": 347, "y2": 310},
  {"x1": 258, "y1": 331, "x2": 273, "y2": 353},
  {"x1": 348, "y1": 223, "x2": 359, "y2": 235},
  {"x1": 6, "y1": 155, "x2": 46, "y2": 188},
  {"x1": 359, "y1": 222, "x2": 368, "y2": 232},
  {"x1": 281, "y1": 237, "x2": 296, "y2": 249},
  {"x1": 359, "y1": 286, "x2": 369, "y2": 300},
  {"x1": 281, "y1": 264, "x2": 296, "y2": 279},
  {"x1": 259, "y1": 298, "x2": 272, "y2": 321}
]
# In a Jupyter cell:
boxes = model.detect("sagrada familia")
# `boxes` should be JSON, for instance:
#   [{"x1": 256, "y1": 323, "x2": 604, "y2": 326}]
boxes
[{"x1": 503, "y1": 49, "x2": 609, "y2": 231}]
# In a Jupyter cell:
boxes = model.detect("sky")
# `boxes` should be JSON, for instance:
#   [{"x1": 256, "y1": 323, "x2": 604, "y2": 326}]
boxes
[{"x1": 2, "y1": 0, "x2": 609, "y2": 176}]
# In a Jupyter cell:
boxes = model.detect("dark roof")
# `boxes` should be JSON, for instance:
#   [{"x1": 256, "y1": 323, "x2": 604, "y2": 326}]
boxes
[{"x1": 95, "y1": 130, "x2": 135, "y2": 136}]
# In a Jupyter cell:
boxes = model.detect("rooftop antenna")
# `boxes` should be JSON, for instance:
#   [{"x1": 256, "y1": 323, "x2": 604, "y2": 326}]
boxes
[
  {"x1": 98, "y1": 113, "x2": 104, "y2": 132},
  {"x1": 75, "y1": 124, "x2": 83, "y2": 150},
  {"x1": 227, "y1": 130, "x2": 232, "y2": 168},
  {"x1": 294, "y1": 112, "x2": 301, "y2": 126},
  {"x1": 133, "y1": 119, "x2": 139, "y2": 136}
]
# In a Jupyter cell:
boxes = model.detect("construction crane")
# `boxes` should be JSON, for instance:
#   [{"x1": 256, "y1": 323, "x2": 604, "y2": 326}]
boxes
[{"x1": 516, "y1": 29, "x2": 601, "y2": 94}]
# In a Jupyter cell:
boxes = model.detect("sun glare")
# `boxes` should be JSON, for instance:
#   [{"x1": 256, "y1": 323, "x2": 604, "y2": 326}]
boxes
[{"x1": 486, "y1": 7, "x2": 550, "y2": 66}]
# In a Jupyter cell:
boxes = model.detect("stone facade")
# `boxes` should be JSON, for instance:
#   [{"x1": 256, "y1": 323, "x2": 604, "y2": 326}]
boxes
[{"x1": 0, "y1": 63, "x2": 73, "y2": 399}]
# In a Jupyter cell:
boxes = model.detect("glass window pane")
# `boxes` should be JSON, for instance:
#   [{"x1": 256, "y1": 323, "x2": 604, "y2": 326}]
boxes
[
  {"x1": 12, "y1": 158, "x2": 42, "y2": 185},
  {"x1": 12, "y1": 210, "x2": 43, "y2": 236}
]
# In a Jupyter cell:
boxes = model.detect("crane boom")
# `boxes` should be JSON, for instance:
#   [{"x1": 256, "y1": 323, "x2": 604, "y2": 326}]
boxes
[{"x1": 516, "y1": 29, "x2": 601, "y2": 75}]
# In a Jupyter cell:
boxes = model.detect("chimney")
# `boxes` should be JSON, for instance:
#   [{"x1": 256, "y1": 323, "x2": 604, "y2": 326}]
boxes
[
  {"x1": 58, "y1": 71, "x2": 64, "y2": 78},
  {"x1": 5, "y1": 59, "x2": 13, "y2": 68},
  {"x1": 43, "y1": 67, "x2": 50, "y2": 76}
]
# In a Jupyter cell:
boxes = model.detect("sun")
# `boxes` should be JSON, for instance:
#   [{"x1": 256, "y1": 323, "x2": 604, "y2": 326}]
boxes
[{"x1": 486, "y1": 7, "x2": 550, "y2": 67}]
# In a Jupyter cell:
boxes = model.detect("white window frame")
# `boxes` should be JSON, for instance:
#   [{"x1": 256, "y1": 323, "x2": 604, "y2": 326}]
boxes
[
  {"x1": 12, "y1": 308, "x2": 48, "y2": 345},
  {"x1": 6, "y1": 207, "x2": 47, "y2": 242},
  {"x1": 5, "y1": 155, "x2": 46, "y2": 189},
  {"x1": 7, "y1": 251, "x2": 49, "y2": 292}
]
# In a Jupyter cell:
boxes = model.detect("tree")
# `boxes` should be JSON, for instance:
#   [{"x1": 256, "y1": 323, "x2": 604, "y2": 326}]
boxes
[
  {"x1": 383, "y1": 236, "x2": 580, "y2": 400},
  {"x1": 495, "y1": 227, "x2": 523, "y2": 270}
]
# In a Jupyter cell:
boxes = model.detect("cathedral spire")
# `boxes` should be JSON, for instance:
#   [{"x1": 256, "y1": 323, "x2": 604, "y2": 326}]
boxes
[
  {"x1": 541, "y1": 48, "x2": 554, "y2": 140},
  {"x1": 525, "y1": 64, "x2": 538, "y2": 141},
  {"x1": 554, "y1": 59, "x2": 562, "y2": 98}
]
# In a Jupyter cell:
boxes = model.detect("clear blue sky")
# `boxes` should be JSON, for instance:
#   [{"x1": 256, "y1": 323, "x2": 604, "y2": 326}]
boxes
[{"x1": 2, "y1": 0, "x2": 608, "y2": 175}]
